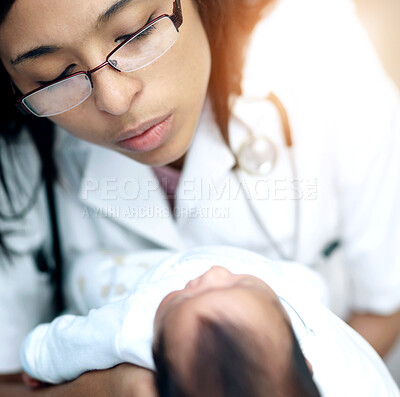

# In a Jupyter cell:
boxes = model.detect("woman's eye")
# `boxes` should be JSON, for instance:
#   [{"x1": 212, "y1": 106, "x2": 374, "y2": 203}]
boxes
[
  {"x1": 38, "y1": 64, "x2": 77, "y2": 86},
  {"x1": 115, "y1": 14, "x2": 155, "y2": 44},
  {"x1": 116, "y1": 25, "x2": 156, "y2": 44},
  {"x1": 115, "y1": 34, "x2": 133, "y2": 44}
]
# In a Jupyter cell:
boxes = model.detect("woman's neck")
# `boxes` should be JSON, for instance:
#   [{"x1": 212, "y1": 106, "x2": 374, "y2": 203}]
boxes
[{"x1": 167, "y1": 154, "x2": 186, "y2": 171}]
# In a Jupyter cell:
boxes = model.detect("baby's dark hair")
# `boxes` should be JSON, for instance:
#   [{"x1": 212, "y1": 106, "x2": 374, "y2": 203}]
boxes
[{"x1": 153, "y1": 317, "x2": 321, "y2": 397}]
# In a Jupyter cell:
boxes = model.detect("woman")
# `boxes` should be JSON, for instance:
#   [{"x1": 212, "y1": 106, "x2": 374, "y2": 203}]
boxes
[{"x1": 0, "y1": 0, "x2": 399, "y2": 395}]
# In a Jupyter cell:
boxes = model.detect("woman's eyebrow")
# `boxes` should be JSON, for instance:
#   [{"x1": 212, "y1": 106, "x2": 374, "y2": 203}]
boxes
[
  {"x1": 10, "y1": 0, "x2": 138, "y2": 66},
  {"x1": 10, "y1": 45, "x2": 62, "y2": 66},
  {"x1": 97, "y1": 0, "x2": 136, "y2": 28}
]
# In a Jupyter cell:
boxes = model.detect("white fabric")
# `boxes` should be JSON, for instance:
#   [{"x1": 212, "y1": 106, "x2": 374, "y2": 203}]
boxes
[
  {"x1": 0, "y1": 137, "x2": 54, "y2": 372},
  {"x1": 1, "y1": 0, "x2": 400, "y2": 373},
  {"x1": 20, "y1": 246, "x2": 399, "y2": 396}
]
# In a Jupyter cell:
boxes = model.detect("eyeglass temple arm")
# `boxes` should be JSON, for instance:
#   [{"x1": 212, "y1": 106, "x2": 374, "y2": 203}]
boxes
[
  {"x1": 10, "y1": 80, "x2": 31, "y2": 115},
  {"x1": 170, "y1": 0, "x2": 183, "y2": 31}
]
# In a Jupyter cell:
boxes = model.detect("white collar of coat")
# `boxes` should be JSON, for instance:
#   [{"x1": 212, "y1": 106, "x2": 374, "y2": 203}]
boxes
[{"x1": 76, "y1": 98, "x2": 236, "y2": 249}]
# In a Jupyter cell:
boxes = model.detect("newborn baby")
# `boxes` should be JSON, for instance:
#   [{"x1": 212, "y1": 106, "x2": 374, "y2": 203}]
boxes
[{"x1": 20, "y1": 246, "x2": 399, "y2": 396}]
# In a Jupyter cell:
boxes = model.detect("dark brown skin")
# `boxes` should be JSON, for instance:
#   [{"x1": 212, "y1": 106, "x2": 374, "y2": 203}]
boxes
[
  {"x1": 0, "y1": 364, "x2": 158, "y2": 397},
  {"x1": 348, "y1": 310, "x2": 400, "y2": 358}
]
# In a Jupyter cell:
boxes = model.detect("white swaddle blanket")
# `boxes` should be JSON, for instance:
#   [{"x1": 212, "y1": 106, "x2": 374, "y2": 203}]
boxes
[{"x1": 21, "y1": 246, "x2": 399, "y2": 396}]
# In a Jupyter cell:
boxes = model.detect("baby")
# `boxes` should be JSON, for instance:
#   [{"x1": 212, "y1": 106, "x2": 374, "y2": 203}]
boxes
[{"x1": 20, "y1": 246, "x2": 399, "y2": 396}]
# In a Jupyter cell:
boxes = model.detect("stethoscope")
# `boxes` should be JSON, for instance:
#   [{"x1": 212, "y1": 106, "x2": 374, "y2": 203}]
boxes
[
  {"x1": 233, "y1": 92, "x2": 300, "y2": 261},
  {"x1": 233, "y1": 93, "x2": 340, "y2": 264}
]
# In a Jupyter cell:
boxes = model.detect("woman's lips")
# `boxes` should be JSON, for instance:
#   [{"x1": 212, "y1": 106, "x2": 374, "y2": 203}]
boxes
[{"x1": 115, "y1": 113, "x2": 174, "y2": 152}]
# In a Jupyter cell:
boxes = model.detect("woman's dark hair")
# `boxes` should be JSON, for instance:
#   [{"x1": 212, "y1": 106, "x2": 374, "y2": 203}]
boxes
[
  {"x1": 153, "y1": 318, "x2": 321, "y2": 397},
  {"x1": 196, "y1": 0, "x2": 273, "y2": 145},
  {"x1": 0, "y1": 1, "x2": 65, "y2": 312}
]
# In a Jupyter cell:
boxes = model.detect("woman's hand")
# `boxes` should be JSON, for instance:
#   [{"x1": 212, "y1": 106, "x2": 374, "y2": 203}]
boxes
[{"x1": 106, "y1": 364, "x2": 158, "y2": 397}]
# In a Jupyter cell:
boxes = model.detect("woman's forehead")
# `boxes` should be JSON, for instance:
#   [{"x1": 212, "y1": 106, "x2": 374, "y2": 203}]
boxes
[
  {"x1": 0, "y1": 0, "x2": 151, "y2": 62},
  {"x1": 3, "y1": 0, "x2": 147, "y2": 24}
]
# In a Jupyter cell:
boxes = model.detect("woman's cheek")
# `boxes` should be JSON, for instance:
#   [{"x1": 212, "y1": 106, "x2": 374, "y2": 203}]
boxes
[{"x1": 49, "y1": 100, "x2": 105, "y2": 141}]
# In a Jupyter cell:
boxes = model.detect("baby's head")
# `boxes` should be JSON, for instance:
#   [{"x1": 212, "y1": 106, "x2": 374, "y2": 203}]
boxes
[{"x1": 152, "y1": 266, "x2": 321, "y2": 397}]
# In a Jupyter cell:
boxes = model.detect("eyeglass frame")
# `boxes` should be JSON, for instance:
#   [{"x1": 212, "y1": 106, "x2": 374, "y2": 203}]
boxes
[{"x1": 13, "y1": 0, "x2": 183, "y2": 116}]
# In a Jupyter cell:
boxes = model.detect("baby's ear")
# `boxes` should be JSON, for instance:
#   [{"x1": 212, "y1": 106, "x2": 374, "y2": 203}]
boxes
[{"x1": 305, "y1": 359, "x2": 313, "y2": 375}]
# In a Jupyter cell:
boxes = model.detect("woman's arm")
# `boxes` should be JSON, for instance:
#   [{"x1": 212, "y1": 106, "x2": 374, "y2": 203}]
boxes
[
  {"x1": 0, "y1": 371, "x2": 109, "y2": 397},
  {"x1": 348, "y1": 310, "x2": 400, "y2": 358},
  {"x1": 0, "y1": 365, "x2": 158, "y2": 397},
  {"x1": 326, "y1": 0, "x2": 400, "y2": 354}
]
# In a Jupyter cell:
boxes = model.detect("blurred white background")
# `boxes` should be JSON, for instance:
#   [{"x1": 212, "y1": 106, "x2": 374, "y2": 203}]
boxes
[
  {"x1": 354, "y1": 0, "x2": 400, "y2": 384},
  {"x1": 355, "y1": 0, "x2": 400, "y2": 88}
]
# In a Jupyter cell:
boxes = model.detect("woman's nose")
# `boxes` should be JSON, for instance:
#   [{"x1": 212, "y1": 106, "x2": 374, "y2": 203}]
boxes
[{"x1": 91, "y1": 66, "x2": 143, "y2": 115}]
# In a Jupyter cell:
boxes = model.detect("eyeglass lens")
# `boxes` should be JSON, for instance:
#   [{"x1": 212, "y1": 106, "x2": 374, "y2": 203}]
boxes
[{"x1": 22, "y1": 16, "x2": 178, "y2": 117}]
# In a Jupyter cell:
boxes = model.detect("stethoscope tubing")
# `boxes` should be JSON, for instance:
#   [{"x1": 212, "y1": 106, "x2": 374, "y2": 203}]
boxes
[{"x1": 233, "y1": 92, "x2": 299, "y2": 261}]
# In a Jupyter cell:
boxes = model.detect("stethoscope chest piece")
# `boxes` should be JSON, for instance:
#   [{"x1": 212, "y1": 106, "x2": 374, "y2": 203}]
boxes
[{"x1": 237, "y1": 135, "x2": 277, "y2": 176}]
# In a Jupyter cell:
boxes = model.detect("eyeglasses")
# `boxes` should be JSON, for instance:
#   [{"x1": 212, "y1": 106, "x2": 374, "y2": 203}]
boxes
[{"x1": 14, "y1": 0, "x2": 182, "y2": 118}]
